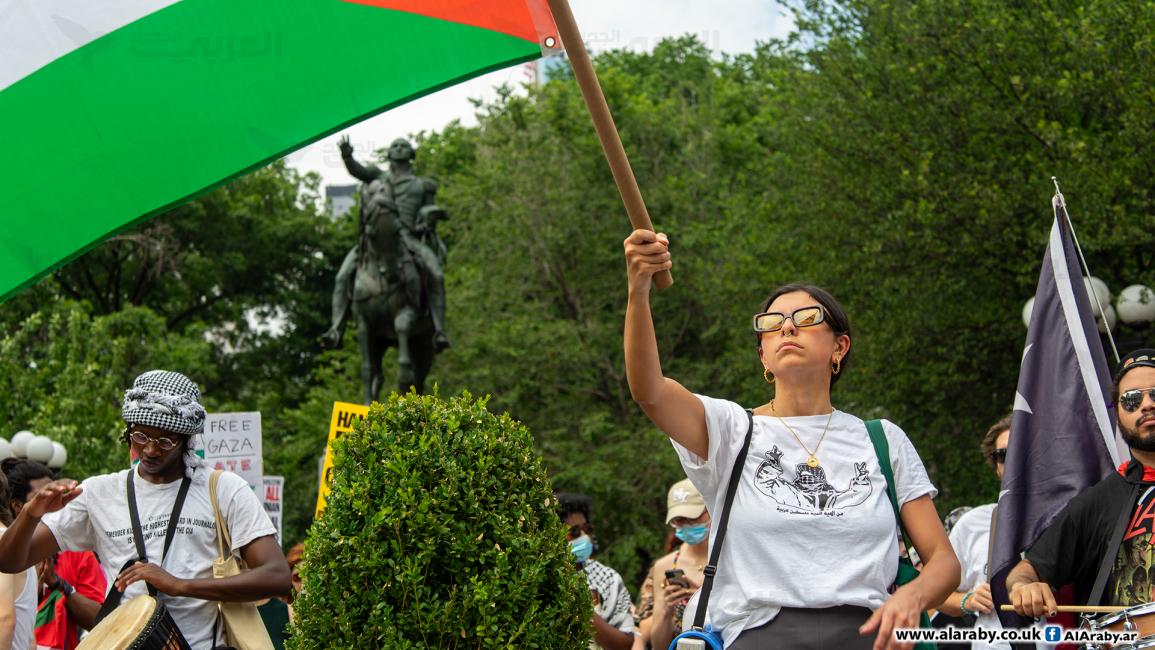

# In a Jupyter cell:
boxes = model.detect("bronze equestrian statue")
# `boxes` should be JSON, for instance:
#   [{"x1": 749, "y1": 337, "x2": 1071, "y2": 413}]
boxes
[{"x1": 321, "y1": 135, "x2": 449, "y2": 402}]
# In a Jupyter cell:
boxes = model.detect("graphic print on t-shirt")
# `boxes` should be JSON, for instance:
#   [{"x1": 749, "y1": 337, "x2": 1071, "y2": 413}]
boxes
[
  {"x1": 752, "y1": 445, "x2": 872, "y2": 515},
  {"x1": 1111, "y1": 486, "x2": 1155, "y2": 605}
]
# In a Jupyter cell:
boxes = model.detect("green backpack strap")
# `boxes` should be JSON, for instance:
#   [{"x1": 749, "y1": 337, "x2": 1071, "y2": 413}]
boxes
[
  {"x1": 867, "y1": 419, "x2": 936, "y2": 649},
  {"x1": 866, "y1": 419, "x2": 902, "y2": 534},
  {"x1": 867, "y1": 418, "x2": 918, "y2": 549}
]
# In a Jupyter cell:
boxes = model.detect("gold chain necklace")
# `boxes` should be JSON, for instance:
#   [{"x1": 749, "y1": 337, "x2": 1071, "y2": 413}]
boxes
[{"x1": 770, "y1": 400, "x2": 835, "y2": 468}]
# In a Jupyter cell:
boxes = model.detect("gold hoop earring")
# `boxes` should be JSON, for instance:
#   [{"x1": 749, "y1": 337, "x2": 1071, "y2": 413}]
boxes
[
  {"x1": 763, "y1": 368, "x2": 775, "y2": 384},
  {"x1": 832, "y1": 358, "x2": 842, "y2": 375}
]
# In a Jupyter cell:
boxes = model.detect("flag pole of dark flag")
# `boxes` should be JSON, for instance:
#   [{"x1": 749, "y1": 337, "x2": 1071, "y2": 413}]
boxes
[{"x1": 990, "y1": 190, "x2": 1124, "y2": 628}]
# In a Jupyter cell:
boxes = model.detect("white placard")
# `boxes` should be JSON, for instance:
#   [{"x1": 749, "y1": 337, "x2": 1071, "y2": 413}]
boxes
[
  {"x1": 203, "y1": 412, "x2": 262, "y2": 491},
  {"x1": 262, "y1": 476, "x2": 284, "y2": 545}
]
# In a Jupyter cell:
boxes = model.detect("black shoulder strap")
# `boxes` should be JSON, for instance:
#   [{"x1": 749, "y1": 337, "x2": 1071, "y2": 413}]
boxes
[
  {"x1": 122, "y1": 470, "x2": 192, "y2": 599},
  {"x1": 163, "y1": 477, "x2": 193, "y2": 561},
  {"x1": 692, "y1": 409, "x2": 754, "y2": 631},
  {"x1": 126, "y1": 471, "x2": 148, "y2": 567},
  {"x1": 1089, "y1": 481, "x2": 1140, "y2": 605}
]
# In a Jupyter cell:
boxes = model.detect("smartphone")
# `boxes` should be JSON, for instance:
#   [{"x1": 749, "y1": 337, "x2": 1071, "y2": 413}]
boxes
[{"x1": 665, "y1": 569, "x2": 689, "y2": 588}]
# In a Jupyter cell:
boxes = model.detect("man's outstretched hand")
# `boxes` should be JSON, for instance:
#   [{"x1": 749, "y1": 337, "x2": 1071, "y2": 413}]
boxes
[{"x1": 22, "y1": 480, "x2": 82, "y2": 519}]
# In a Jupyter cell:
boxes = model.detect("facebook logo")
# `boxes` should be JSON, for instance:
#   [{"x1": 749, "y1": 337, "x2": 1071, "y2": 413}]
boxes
[{"x1": 1045, "y1": 626, "x2": 1061, "y2": 642}]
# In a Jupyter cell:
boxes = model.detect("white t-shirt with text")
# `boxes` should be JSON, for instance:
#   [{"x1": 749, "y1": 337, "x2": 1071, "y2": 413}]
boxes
[
  {"x1": 673, "y1": 395, "x2": 936, "y2": 647},
  {"x1": 42, "y1": 468, "x2": 276, "y2": 650}
]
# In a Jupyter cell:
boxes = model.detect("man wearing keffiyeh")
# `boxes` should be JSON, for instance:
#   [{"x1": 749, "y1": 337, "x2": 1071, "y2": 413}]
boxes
[{"x1": 0, "y1": 370, "x2": 291, "y2": 649}]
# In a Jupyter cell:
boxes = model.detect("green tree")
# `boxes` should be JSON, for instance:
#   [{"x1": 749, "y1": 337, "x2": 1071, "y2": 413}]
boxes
[
  {"x1": 289, "y1": 392, "x2": 591, "y2": 649},
  {"x1": 758, "y1": 0, "x2": 1155, "y2": 508}
]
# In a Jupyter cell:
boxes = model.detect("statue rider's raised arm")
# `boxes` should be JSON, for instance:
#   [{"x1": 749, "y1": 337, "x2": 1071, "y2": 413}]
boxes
[{"x1": 338, "y1": 135, "x2": 382, "y2": 184}]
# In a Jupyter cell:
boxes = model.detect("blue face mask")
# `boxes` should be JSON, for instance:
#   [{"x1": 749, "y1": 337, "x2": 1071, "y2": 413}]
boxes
[
  {"x1": 675, "y1": 524, "x2": 709, "y2": 546},
  {"x1": 569, "y1": 534, "x2": 594, "y2": 563}
]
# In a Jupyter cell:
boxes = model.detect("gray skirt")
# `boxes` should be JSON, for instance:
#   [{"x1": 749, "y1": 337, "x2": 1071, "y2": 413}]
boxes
[{"x1": 728, "y1": 605, "x2": 876, "y2": 650}]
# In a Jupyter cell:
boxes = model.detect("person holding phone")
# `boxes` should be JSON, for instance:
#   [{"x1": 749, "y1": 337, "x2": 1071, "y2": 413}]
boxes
[
  {"x1": 623, "y1": 230, "x2": 959, "y2": 649},
  {"x1": 645, "y1": 479, "x2": 710, "y2": 650}
]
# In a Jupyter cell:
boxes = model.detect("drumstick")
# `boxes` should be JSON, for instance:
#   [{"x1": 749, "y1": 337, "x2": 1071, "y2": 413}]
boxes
[{"x1": 999, "y1": 604, "x2": 1126, "y2": 614}]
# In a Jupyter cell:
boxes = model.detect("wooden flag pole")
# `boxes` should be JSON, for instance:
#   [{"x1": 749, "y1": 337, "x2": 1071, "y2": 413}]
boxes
[
  {"x1": 999, "y1": 604, "x2": 1125, "y2": 614},
  {"x1": 544, "y1": 0, "x2": 673, "y2": 289}
]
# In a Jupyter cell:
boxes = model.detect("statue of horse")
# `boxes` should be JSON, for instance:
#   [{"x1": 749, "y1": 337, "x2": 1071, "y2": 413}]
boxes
[{"x1": 349, "y1": 179, "x2": 437, "y2": 402}]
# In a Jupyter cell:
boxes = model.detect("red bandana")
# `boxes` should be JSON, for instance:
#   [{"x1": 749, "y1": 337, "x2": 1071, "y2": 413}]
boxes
[{"x1": 1118, "y1": 461, "x2": 1155, "y2": 482}]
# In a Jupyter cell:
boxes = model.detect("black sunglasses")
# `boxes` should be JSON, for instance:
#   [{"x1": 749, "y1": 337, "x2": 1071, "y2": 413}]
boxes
[
  {"x1": 990, "y1": 448, "x2": 1008, "y2": 464},
  {"x1": 566, "y1": 523, "x2": 593, "y2": 539},
  {"x1": 1120, "y1": 388, "x2": 1155, "y2": 413},
  {"x1": 753, "y1": 306, "x2": 826, "y2": 333}
]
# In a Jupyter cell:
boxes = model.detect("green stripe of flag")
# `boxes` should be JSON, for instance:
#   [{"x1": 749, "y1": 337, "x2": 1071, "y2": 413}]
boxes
[{"x1": 0, "y1": 0, "x2": 540, "y2": 301}]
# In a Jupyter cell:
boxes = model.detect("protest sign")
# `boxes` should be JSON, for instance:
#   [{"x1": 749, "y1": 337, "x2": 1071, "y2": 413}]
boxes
[
  {"x1": 315, "y1": 402, "x2": 368, "y2": 516},
  {"x1": 204, "y1": 412, "x2": 263, "y2": 492}
]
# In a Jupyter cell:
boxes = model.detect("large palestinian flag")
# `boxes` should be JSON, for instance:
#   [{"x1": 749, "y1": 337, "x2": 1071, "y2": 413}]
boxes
[{"x1": 0, "y1": 0, "x2": 558, "y2": 301}]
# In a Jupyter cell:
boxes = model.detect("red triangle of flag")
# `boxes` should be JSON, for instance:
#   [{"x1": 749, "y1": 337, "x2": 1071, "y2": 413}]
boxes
[{"x1": 341, "y1": 0, "x2": 556, "y2": 46}]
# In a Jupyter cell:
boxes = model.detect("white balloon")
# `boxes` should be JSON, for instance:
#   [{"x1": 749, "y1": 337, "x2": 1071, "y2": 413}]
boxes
[
  {"x1": 1117, "y1": 284, "x2": 1155, "y2": 325},
  {"x1": 1084, "y1": 276, "x2": 1112, "y2": 307},
  {"x1": 26, "y1": 436, "x2": 54, "y2": 463},
  {"x1": 10, "y1": 431, "x2": 35, "y2": 457},
  {"x1": 1022, "y1": 297, "x2": 1035, "y2": 329},
  {"x1": 48, "y1": 442, "x2": 67, "y2": 469},
  {"x1": 0, "y1": 439, "x2": 11, "y2": 460},
  {"x1": 1095, "y1": 304, "x2": 1118, "y2": 334}
]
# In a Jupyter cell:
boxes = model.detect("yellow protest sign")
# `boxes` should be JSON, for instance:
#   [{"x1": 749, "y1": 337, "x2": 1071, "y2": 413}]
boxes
[{"x1": 314, "y1": 401, "x2": 369, "y2": 517}]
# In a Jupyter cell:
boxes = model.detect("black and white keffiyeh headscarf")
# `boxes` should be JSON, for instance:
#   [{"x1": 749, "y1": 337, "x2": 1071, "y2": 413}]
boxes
[{"x1": 122, "y1": 370, "x2": 207, "y2": 478}]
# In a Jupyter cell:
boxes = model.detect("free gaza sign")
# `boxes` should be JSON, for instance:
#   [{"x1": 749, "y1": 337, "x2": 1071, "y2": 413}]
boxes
[{"x1": 203, "y1": 412, "x2": 263, "y2": 492}]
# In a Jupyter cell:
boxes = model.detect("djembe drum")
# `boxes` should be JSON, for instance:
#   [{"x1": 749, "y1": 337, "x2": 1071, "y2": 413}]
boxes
[{"x1": 77, "y1": 595, "x2": 190, "y2": 650}]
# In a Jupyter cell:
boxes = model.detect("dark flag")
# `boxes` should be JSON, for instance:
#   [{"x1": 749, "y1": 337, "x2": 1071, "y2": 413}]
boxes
[{"x1": 990, "y1": 192, "x2": 1123, "y2": 628}]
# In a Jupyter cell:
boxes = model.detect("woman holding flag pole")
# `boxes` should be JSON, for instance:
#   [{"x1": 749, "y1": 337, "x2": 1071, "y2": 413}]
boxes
[{"x1": 622, "y1": 230, "x2": 959, "y2": 649}]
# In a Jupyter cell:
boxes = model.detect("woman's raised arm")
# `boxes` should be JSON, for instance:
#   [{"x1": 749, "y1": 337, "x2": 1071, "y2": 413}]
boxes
[{"x1": 623, "y1": 230, "x2": 709, "y2": 459}]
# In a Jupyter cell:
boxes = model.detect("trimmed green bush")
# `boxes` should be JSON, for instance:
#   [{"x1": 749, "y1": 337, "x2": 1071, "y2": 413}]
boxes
[{"x1": 289, "y1": 391, "x2": 593, "y2": 649}]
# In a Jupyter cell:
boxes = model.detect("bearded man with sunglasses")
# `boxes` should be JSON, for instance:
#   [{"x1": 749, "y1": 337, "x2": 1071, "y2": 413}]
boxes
[
  {"x1": 0, "y1": 370, "x2": 291, "y2": 649},
  {"x1": 1009, "y1": 349, "x2": 1155, "y2": 617}
]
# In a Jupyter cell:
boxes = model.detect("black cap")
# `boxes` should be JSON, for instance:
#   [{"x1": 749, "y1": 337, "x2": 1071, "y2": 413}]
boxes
[{"x1": 1115, "y1": 348, "x2": 1155, "y2": 383}]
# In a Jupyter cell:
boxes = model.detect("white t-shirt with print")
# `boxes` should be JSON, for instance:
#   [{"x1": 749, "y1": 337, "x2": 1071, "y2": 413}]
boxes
[
  {"x1": 42, "y1": 468, "x2": 276, "y2": 650},
  {"x1": 948, "y1": 503, "x2": 1009, "y2": 649},
  {"x1": 673, "y1": 395, "x2": 936, "y2": 648}
]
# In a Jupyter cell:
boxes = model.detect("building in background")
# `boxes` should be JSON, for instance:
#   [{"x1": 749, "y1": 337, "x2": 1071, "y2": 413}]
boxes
[
  {"x1": 326, "y1": 184, "x2": 357, "y2": 219},
  {"x1": 528, "y1": 53, "x2": 570, "y2": 87}
]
